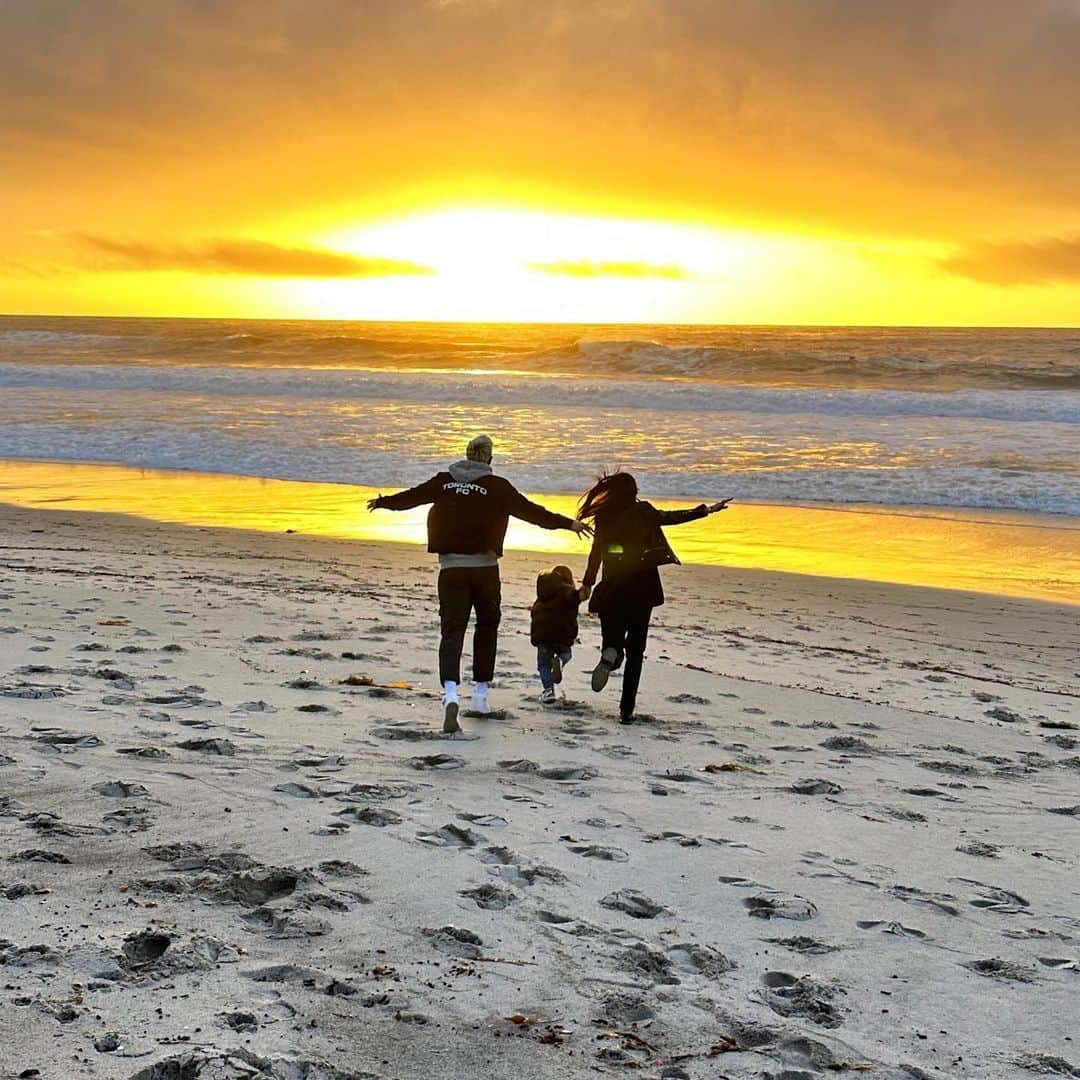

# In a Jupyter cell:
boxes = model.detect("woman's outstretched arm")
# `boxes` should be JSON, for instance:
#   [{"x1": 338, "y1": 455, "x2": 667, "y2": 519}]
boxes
[{"x1": 657, "y1": 499, "x2": 730, "y2": 526}]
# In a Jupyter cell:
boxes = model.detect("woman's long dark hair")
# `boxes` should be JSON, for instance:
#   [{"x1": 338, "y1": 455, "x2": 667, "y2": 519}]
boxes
[{"x1": 577, "y1": 471, "x2": 638, "y2": 521}]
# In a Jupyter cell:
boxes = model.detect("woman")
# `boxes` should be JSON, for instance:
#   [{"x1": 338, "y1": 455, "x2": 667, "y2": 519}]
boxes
[{"x1": 577, "y1": 472, "x2": 729, "y2": 723}]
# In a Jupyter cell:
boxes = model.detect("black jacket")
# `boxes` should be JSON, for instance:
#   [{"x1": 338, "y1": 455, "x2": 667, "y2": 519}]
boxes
[
  {"x1": 582, "y1": 500, "x2": 708, "y2": 613},
  {"x1": 530, "y1": 571, "x2": 581, "y2": 649},
  {"x1": 373, "y1": 464, "x2": 575, "y2": 557}
]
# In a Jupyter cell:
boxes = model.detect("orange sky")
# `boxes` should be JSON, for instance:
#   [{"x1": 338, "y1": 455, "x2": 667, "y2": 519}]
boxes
[{"x1": 3, "y1": 0, "x2": 1080, "y2": 325}]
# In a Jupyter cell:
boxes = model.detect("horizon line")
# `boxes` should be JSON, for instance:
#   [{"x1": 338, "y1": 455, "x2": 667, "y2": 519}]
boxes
[{"x1": 2, "y1": 311, "x2": 1079, "y2": 332}]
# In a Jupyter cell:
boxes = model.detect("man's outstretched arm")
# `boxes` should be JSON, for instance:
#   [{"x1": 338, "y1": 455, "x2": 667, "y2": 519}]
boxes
[
  {"x1": 507, "y1": 487, "x2": 590, "y2": 535},
  {"x1": 367, "y1": 475, "x2": 443, "y2": 512}
]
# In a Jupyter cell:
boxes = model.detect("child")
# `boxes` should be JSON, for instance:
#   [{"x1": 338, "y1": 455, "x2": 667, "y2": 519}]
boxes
[{"x1": 530, "y1": 565, "x2": 585, "y2": 705}]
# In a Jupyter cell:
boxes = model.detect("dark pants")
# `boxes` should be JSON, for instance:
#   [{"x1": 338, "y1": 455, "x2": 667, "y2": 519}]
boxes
[
  {"x1": 438, "y1": 565, "x2": 501, "y2": 685},
  {"x1": 600, "y1": 609, "x2": 652, "y2": 716}
]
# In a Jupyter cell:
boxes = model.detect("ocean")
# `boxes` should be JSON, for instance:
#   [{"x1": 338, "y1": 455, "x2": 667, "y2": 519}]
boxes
[
  {"x1": 2, "y1": 315, "x2": 1078, "y2": 517},
  {"x1": 2, "y1": 313, "x2": 1080, "y2": 518}
]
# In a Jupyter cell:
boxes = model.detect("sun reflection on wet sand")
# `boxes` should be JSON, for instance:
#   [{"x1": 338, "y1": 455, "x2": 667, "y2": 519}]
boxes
[{"x1": 1, "y1": 459, "x2": 1076, "y2": 605}]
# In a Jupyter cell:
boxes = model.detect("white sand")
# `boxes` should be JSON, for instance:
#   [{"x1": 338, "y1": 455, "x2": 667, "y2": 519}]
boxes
[{"x1": 0, "y1": 504, "x2": 1077, "y2": 1080}]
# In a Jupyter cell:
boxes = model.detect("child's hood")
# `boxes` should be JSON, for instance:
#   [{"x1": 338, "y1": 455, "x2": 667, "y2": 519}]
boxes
[{"x1": 536, "y1": 569, "x2": 572, "y2": 602}]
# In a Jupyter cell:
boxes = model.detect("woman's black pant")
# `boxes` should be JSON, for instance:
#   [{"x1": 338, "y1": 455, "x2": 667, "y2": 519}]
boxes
[
  {"x1": 437, "y1": 565, "x2": 501, "y2": 685},
  {"x1": 599, "y1": 608, "x2": 653, "y2": 716}
]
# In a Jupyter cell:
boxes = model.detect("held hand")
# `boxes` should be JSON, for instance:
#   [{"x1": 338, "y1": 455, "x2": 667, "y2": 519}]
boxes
[
  {"x1": 707, "y1": 499, "x2": 731, "y2": 514},
  {"x1": 571, "y1": 519, "x2": 593, "y2": 537},
  {"x1": 578, "y1": 584, "x2": 592, "y2": 601}
]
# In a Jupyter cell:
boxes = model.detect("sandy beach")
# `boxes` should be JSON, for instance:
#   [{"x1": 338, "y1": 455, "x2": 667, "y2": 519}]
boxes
[{"x1": 1, "y1": 503, "x2": 1078, "y2": 1080}]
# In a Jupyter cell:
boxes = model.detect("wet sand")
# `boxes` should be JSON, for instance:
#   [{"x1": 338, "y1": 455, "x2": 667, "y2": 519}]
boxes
[
  {"x1": 0, "y1": 503, "x2": 1078, "y2": 1079},
  {"x1": 2, "y1": 457, "x2": 1078, "y2": 603}
]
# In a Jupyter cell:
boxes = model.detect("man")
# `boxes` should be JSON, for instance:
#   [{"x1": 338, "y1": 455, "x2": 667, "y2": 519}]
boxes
[{"x1": 368, "y1": 435, "x2": 589, "y2": 733}]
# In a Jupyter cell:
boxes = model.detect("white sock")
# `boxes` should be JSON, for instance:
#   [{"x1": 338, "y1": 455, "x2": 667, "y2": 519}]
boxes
[
  {"x1": 473, "y1": 682, "x2": 489, "y2": 698},
  {"x1": 443, "y1": 681, "x2": 458, "y2": 704}
]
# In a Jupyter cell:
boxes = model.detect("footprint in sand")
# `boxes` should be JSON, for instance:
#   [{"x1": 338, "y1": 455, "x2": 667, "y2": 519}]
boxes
[
  {"x1": 666, "y1": 942, "x2": 736, "y2": 976},
  {"x1": 32, "y1": 730, "x2": 103, "y2": 752},
  {"x1": 372, "y1": 726, "x2": 443, "y2": 742},
  {"x1": 960, "y1": 881, "x2": 1030, "y2": 914},
  {"x1": 422, "y1": 925, "x2": 483, "y2": 958},
  {"x1": 92, "y1": 780, "x2": 149, "y2": 798},
  {"x1": 334, "y1": 806, "x2": 403, "y2": 827},
  {"x1": 175, "y1": 737, "x2": 235, "y2": 756},
  {"x1": 460, "y1": 883, "x2": 517, "y2": 910},
  {"x1": 900, "y1": 786, "x2": 960, "y2": 801},
  {"x1": 569, "y1": 844, "x2": 630, "y2": 862},
  {"x1": 890, "y1": 884, "x2": 960, "y2": 916},
  {"x1": 292, "y1": 753, "x2": 347, "y2": 771},
  {"x1": 600, "y1": 889, "x2": 668, "y2": 919},
  {"x1": 103, "y1": 807, "x2": 153, "y2": 831},
  {"x1": 9, "y1": 849, "x2": 71, "y2": 864},
  {"x1": 457, "y1": 813, "x2": 507, "y2": 827},
  {"x1": 644, "y1": 831, "x2": 701, "y2": 847},
  {"x1": 1037, "y1": 958, "x2": 1080, "y2": 972},
  {"x1": 791, "y1": 778, "x2": 843, "y2": 795},
  {"x1": 417, "y1": 823, "x2": 483, "y2": 848},
  {"x1": 537, "y1": 910, "x2": 595, "y2": 936},
  {"x1": 618, "y1": 943, "x2": 680, "y2": 986},
  {"x1": 763, "y1": 936, "x2": 838, "y2": 955},
  {"x1": 820, "y1": 735, "x2": 877, "y2": 753},
  {"x1": 241, "y1": 908, "x2": 332, "y2": 939},
  {"x1": 648, "y1": 769, "x2": 712, "y2": 785},
  {"x1": 498, "y1": 759, "x2": 597, "y2": 780},
  {"x1": 479, "y1": 846, "x2": 565, "y2": 887},
  {"x1": 956, "y1": 841, "x2": 1000, "y2": 858},
  {"x1": 408, "y1": 753, "x2": 465, "y2": 770},
  {"x1": 963, "y1": 958, "x2": 1037, "y2": 982},
  {"x1": 856, "y1": 920, "x2": 929, "y2": 939},
  {"x1": 596, "y1": 995, "x2": 656, "y2": 1024},
  {"x1": 273, "y1": 782, "x2": 327, "y2": 799},
  {"x1": 245, "y1": 964, "x2": 324, "y2": 986},
  {"x1": 221, "y1": 1011, "x2": 259, "y2": 1033},
  {"x1": 339, "y1": 781, "x2": 417, "y2": 801},
  {"x1": 757, "y1": 971, "x2": 846, "y2": 1027},
  {"x1": 744, "y1": 894, "x2": 818, "y2": 921}
]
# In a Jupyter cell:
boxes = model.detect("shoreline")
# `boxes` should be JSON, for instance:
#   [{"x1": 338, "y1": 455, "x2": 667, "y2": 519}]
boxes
[{"x1": 2, "y1": 457, "x2": 1078, "y2": 605}]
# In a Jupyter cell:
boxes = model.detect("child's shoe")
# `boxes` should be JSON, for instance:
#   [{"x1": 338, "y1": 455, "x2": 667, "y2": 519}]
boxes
[
  {"x1": 541, "y1": 686, "x2": 557, "y2": 705},
  {"x1": 551, "y1": 653, "x2": 563, "y2": 685}
]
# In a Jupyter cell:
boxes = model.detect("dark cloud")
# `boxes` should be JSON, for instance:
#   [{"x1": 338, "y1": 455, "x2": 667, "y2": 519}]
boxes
[
  {"x1": 528, "y1": 259, "x2": 689, "y2": 279},
  {"x1": 78, "y1": 236, "x2": 433, "y2": 277},
  {"x1": 940, "y1": 235, "x2": 1080, "y2": 285}
]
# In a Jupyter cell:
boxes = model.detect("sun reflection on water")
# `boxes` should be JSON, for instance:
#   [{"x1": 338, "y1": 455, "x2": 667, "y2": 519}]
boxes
[{"x1": 1, "y1": 459, "x2": 1076, "y2": 605}]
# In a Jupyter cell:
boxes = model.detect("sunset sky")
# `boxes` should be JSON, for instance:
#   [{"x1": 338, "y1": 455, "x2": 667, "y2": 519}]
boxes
[{"x1": 3, "y1": 0, "x2": 1080, "y2": 325}]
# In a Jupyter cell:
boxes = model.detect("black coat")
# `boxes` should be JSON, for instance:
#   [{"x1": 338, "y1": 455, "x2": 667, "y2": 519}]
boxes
[
  {"x1": 374, "y1": 471, "x2": 575, "y2": 557},
  {"x1": 530, "y1": 572, "x2": 581, "y2": 649},
  {"x1": 582, "y1": 500, "x2": 708, "y2": 615}
]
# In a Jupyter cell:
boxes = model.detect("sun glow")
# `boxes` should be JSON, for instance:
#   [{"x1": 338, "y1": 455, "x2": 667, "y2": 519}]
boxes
[
  {"x1": 277, "y1": 206, "x2": 849, "y2": 323},
  {"x1": 10, "y1": 194, "x2": 1045, "y2": 326}
]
